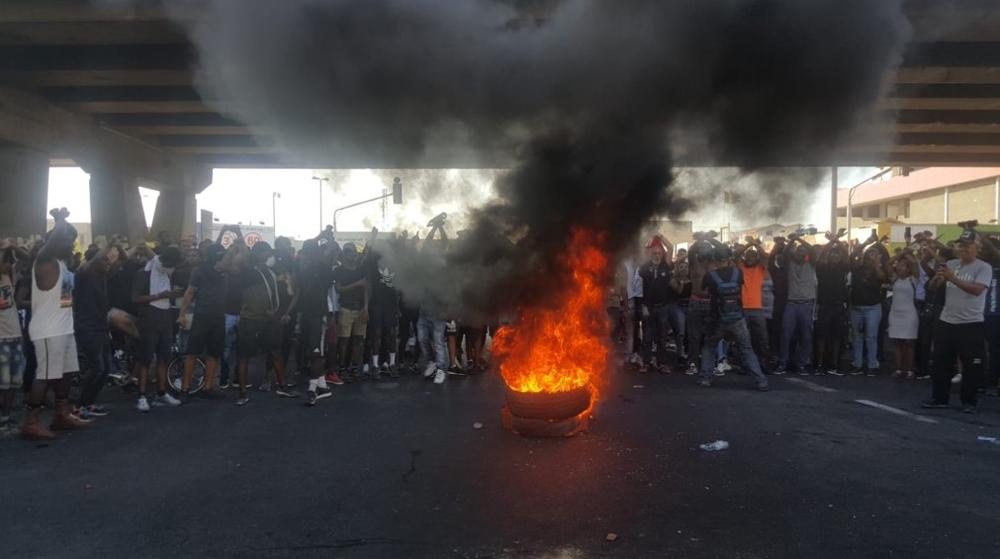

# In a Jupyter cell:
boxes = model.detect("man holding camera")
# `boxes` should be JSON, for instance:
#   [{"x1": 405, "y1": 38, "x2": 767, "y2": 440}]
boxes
[{"x1": 921, "y1": 228, "x2": 991, "y2": 413}]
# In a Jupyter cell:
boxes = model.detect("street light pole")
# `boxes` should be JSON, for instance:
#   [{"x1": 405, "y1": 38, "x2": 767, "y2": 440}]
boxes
[
  {"x1": 846, "y1": 167, "x2": 893, "y2": 242},
  {"x1": 271, "y1": 192, "x2": 280, "y2": 241},
  {"x1": 332, "y1": 177, "x2": 404, "y2": 232},
  {"x1": 312, "y1": 176, "x2": 329, "y2": 231}
]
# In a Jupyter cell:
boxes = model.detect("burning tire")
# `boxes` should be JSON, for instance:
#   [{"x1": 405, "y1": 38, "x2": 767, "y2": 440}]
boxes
[{"x1": 504, "y1": 386, "x2": 591, "y2": 421}]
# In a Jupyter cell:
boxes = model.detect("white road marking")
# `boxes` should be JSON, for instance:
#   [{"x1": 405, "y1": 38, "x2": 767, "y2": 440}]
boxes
[
  {"x1": 784, "y1": 377, "x2": 838, "y2": 393},
  {"x1": 854, "y1": 399, "x2": 939, "y2": 424}
]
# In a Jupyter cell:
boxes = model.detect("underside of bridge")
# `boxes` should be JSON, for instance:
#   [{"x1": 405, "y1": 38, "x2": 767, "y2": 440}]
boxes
[{"x1": 1, "y1": 0, "x2": 999, "y2": 239}]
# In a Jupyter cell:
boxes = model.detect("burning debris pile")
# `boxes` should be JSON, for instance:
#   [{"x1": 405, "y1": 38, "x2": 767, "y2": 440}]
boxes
[
  {"x1": 493, "y1": 229, "x2": 607, "y2": 436},
  {"x1": 171, "y1": 0, "x2": 911, "y2": 435}
]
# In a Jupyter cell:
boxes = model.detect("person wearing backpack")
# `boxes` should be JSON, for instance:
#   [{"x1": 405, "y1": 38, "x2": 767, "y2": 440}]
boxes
[{"x1": 698, "y1": 245, "x2": 768, "y2": 391}]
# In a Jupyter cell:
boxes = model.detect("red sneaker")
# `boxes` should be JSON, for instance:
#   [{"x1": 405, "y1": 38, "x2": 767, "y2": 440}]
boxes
[{"x1": 324, "y1": 373, "x2": 345, "y2": 386}]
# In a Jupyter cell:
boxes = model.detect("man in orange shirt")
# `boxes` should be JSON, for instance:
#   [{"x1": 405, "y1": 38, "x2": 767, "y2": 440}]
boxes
[{"x1": 738, "y1": 239, "x2": 771, "y2": 375}]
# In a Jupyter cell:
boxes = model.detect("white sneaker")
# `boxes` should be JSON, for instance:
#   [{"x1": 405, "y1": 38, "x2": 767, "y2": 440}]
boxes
[
  {"x1": 718, "y1": 359, "x2": 733, "y2": 372},
  {"x1": 433, "y1": 369, "x2": 446, "y2": 384},
  {"x1": 156, "y1": 393, "x2": 182, "y2": 407},
  {"x1": 423, "y1": 363, "x2": 437, "y2": 378},
  {"x1": 172, "y1": 378, "x2": 183, "y2": 391},
  {"x1": 137, "y1": 396, "x2": 150, "y2": 413}
]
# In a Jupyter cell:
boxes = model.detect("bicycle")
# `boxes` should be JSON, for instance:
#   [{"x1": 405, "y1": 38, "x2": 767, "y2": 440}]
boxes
[{"x1": 107, "y1": 331, "x2": 206, "y2": 395}]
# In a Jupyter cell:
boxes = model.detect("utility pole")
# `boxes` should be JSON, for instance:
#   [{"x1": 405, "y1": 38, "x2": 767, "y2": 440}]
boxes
[
  {"x1": 271, "y1": 191, "x2": 280, "y2": 242},
  {"x1": 311, "y1": 176, "x2": 329, "y2": 231},
  {"x1": 830, "y1": 166, "x2": 838, "y2": 234},
  {"x1": 846, "y1": 168, "x2": 892, "y2": 242},
  {"x1": 333, "y1": 177, "x2": 404, "y2": 232}
]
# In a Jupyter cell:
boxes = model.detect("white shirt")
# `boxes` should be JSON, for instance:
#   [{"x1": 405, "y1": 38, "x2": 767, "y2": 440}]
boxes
[{"x1": 624, "y1": 259, "x2": 643, "y2": 299}]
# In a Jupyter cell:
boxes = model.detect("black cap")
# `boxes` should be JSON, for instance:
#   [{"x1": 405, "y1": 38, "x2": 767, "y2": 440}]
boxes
[
  {"x1": 714, "y1": 245, "x2": 733, "y2": 261},
  {"x1": 204, "y1": 243, "x2": 227, "y2": 263},
  {"x1": 250, "y1": 241, "x2": 273, "y2": 255},
  {"x1": 958, "y1": 229, "x2": 977, "y2": 244}
]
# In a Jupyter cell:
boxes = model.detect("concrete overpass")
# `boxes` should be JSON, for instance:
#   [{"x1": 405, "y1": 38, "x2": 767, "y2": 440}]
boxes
[{"x1": 2, "y1": 0, "x2": 1000, "y2": 241}]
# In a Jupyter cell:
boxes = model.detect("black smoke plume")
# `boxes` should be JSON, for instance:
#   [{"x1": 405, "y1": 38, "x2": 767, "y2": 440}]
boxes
[{"x1": 170, "y1": 0, "x2": 909, "y2": 319}]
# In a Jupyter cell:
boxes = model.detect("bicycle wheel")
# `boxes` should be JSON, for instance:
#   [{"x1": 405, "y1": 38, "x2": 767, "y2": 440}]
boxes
[{"x1": 166, "y1": 356, "x2": 207, "y2": 394}]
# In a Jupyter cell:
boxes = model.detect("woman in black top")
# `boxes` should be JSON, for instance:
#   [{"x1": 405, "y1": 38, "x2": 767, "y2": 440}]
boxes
[{"x1": 849, "y1": 240, "x2": 887, "y2": 375}]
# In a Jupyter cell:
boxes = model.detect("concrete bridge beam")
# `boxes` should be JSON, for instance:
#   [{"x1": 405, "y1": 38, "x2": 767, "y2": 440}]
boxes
[{"x1": 0, "y1": 146, "x2": 49, "y2": 239}]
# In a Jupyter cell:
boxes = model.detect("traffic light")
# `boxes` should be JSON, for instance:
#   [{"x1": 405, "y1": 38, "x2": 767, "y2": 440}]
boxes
[{"x1": 392, "y1": 177, "x2": 403, "y2": 204}]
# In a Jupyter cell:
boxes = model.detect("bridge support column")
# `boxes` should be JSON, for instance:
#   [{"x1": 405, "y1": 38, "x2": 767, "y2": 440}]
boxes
[
  {"x1": 0, "y1": 146, "x2": 49, "y2": 239},
  {"x1": 89, "y1": 167, "x2": 147, "y2": 245},
  {"x1": 150, "y1": 189, "x2": 198, "y2": 243}
]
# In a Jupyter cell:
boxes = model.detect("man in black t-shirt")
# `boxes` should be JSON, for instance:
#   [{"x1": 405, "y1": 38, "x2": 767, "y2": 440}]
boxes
[
  {"x1": 368, "y1": 250, "x2": 400, "y2": 378},
  {"x1": 698, "y1": 246, "x2": 768, "y2": 391},
  {"x1": 267, "y1": 236, "x2": 298, "y2": 389},
  {"x1": 639, "y1": 236, "x2": 673, "y2": 373},
  {"x1": 177, "y1": 243, "x2": 230, "y2": 398},
  {"x1": 298, "y1": 238, "x2": 339, "y2": 405},
  {"x1": 73, "y1": 244, "x2": 120, "y2": 419},
  {"x1": 814, "y1": 236, "x2": 849, "y2": 375},
  {"x1": 332, "y1": 242, "x2": 369, "y2": 379}
]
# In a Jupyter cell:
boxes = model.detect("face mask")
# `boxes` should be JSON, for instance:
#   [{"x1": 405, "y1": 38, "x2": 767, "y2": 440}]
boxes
[{"x1": 265, "y1": 256, "x2": 276, "y2": 268}]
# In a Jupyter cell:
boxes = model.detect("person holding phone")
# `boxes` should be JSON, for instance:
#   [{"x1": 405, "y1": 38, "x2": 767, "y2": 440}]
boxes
[
  {"x1": 848, "y1": 231, "x2": 887, "y2": 376},
  {"x1": 922, "y1": 229, "x2": 992, "y2": 413},
  {"x1": 131, "y1": 246, "x2": 185, "y2": 412}
]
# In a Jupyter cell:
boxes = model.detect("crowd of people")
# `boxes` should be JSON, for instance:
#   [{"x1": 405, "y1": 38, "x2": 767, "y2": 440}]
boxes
[
  {"x1": 0, "y1": 209, "x2": 492, "y2": 440},
  {"x1": 3, "y1": 206, "x2": 999, "y2": 440},
  {"x1": 612, "y1": 223, "x2": 1000, "y2": 413}
]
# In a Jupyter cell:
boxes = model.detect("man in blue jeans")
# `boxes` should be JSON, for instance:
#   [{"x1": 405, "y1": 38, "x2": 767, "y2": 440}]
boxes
[
  {"x1": 685, "y1": 235, "x2": 719, "y2": 376},
  {"x1": 776, "y1": 233, "x2": 817, "y2": 375},
  {"x1": 698, "y1": 245, "x2": 768, "y2": 391},
  {"x1": 418, "y1": 309, "x2": 448, "y2": 384}
]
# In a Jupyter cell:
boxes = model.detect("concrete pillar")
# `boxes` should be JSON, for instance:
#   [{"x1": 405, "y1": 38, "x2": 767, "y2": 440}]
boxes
[
  {"x1": 150, "y1": 189, "x2": 198, "y2": 242},
  {"x1": 89, "y1": 167, "x2": 148, "y2": 244},
  {"x1": 0, "y1": 146, "x2": 49, "y2": 238}
]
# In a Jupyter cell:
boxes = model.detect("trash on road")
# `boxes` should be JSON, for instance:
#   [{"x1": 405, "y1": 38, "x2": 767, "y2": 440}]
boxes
[
  {"x1": 606, "y1": 533, "x2": 619, "y2": 542},
  {"x1": 632, "y1": 384, "x2": 644, "y2": 389},
  {"x1": 473, "y1": 422, "x2": 484, "y2": 430},
  {"x1": 976, "y1": 436, "x2": 999, "y2": 444},
  {"x1": 699, "y1": 440, "x2": 730, "y2": 452}
]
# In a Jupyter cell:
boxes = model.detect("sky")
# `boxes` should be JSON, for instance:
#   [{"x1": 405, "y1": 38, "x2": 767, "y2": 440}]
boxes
[{"x1": 47, "y1": 166, "x2": 878, "y2": 239}]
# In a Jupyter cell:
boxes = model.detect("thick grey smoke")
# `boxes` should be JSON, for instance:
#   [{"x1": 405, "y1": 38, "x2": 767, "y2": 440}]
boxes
[
  {"x1": 674, "y1": 167, "x2": 830, "y2": 230},
  {"x1": 170, "y1": 0, "x2": 909, "y2": 319}
]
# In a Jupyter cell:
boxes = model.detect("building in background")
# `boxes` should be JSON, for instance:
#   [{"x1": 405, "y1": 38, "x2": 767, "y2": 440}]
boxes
[{"x1": 836, "y1": 167, "x2": 1000, "y2": 234}]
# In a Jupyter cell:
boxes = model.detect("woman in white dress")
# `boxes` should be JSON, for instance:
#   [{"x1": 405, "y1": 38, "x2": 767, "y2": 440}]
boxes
[{"x1": 888, "y1": 255, "x2": 919, "y2": 379}]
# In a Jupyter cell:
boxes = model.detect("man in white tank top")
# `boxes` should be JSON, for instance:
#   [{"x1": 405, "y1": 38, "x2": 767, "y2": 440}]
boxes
[{"x1": 21, "y1": 208, "x2": 90, "y2": 440}]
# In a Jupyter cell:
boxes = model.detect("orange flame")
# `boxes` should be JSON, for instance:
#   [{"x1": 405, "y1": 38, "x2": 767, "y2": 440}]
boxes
[{"x1": 493, "y1": 228, "x2": 609, "y2": 405}]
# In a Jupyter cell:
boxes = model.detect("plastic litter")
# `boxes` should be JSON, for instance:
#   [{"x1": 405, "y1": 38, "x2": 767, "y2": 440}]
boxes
[
  {"x1": 606, "y1": 533, "x2": 619, "y2": 542},
  {"x1": 473, "y1": 422, "x2": 484, "y2": 430},
  {"x1": 976, "y1": 436, "x2": 999, "y2": 444},
  {"x1": 699, "y1": 440, "x2": 730, "y2": 451}
]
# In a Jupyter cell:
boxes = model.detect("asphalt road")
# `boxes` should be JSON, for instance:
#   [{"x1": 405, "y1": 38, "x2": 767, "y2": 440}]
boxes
[{"x1": 2, "y1": 364, "x2": 999, "y2": 558}]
